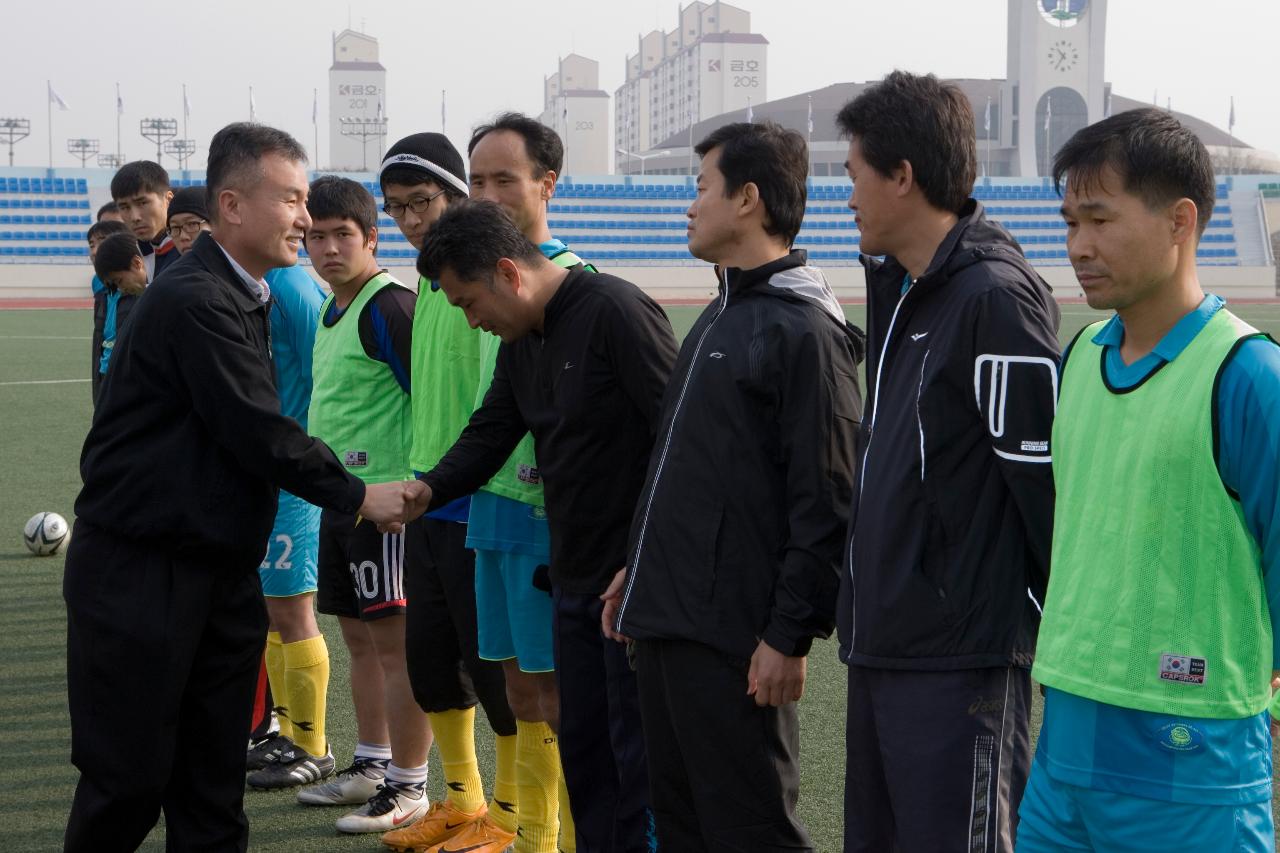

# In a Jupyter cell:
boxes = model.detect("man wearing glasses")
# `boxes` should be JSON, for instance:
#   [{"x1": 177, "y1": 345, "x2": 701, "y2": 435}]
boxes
[
  {"x1": 374, "y1": 133, "x2": 521, "y2": 853},
  {"x1": 166, "y1": 186, "x2": 211, "y2": 255}
]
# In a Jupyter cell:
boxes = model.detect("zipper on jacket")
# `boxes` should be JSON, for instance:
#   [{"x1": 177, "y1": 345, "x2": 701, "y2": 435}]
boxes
[
  {"x1": 916, "y1": 350, "x2": 930, "y2": 481},
  {"x1": 615, "y1": 271, "x2": 731, "y2": 632},
  {"x1": 844, "y1": 285, "x2": 911, "y2": 647}
]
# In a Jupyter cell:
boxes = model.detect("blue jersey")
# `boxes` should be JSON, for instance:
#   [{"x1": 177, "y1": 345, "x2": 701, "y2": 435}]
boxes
[
  {"x1": 1042, "y1": 294, "x2": 1280, "y2": 805},
  {"x1": 265, "y1": 265, "x2": 325, "y2": 428}
]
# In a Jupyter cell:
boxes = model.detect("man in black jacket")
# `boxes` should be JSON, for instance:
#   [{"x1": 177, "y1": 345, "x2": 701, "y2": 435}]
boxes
[
  {"x1": 406, "y1": 199, "x2": 677, "y2": 853},
  {"x1": 835, "y1": 72, "x2": 1060, "y2": 853},
  {"x1": 63, "y1": 123, "x2": 415, "y2": 853},
  {"x1": 599, "y1": 121, "x2": 864, "y2": 852}
]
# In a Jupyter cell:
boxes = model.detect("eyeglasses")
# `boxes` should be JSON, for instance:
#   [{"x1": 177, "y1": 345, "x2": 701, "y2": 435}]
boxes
[
  {"x1": 382, "y1": 188, "x2": 447, "y2": 220},
  {"x1": 167, "y1": 220, "x2": 207, "y2": 238}
]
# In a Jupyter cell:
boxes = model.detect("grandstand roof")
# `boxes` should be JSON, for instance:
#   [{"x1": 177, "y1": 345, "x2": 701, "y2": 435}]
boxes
[{"x1": 656, "y1": 78, "x2": 1249, "y2": 151}]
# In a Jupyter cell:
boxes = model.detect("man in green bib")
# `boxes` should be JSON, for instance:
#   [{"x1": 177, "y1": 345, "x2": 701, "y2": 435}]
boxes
[
  {"x1": 1018, "y1": 109, "x2": 1280, "y2": 852},
  {"x1": 295, "y1": 176, "x2": 433, "y2": 834}
]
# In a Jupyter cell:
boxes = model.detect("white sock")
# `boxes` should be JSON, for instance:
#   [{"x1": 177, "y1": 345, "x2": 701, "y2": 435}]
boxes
[
  {"x1": 355, "y1": 741, "x2": 392, "y2": 771},
  {"x1": 385, "y1": 762, "x2": 428, "y2": 797}
]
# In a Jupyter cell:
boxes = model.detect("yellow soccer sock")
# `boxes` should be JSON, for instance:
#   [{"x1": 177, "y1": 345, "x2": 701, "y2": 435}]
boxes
[
  {"x1": 557, "y1": 749, "x2": 576, "y2": 853},
  {"x1": 490, "y1": 731, "x2": 519, "y2": 834},
  {"x1": 427, "y1": 708, "x2": 485, "y2": 813},
  {"x1": 264, "y1": 632, "x2": 292, "y2": 740},
  {"x1": 282, "y1": 635, "x2": 329, "y2": 757},
  {"x1": 513, "y1": 721, "x2": 559, "y2": 853}
]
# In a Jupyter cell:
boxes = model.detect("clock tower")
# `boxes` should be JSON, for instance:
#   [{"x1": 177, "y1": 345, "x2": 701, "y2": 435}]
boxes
[{"x1": 1005, "y1": 0, "x2": 1108, "y2": 176}]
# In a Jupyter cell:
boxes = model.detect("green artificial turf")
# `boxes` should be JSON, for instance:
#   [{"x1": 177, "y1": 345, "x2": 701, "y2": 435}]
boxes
[{"x1": 2, "y1": 303, "x2": 1279, "y2": 851}]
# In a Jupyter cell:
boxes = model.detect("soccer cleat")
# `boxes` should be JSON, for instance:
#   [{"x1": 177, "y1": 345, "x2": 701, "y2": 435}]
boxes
[
  {"x1": 380, "y1": 800, "x2": 490, "y2": 852},
  {"x1": 246, "y1": 743, "x2": 335, "y2": 789},
  {"x1": 335, "y1": 781, "x2": 430, "y2": 834},
  {"x1": 421, "y1": 814, "x2": 517, "y2": 853},
  {"x1": 245, "y1": 732, "x2": 294, "y2": 772},
  {"x1": 297, "y1": 757, "x2": 387, "y2": 805}
]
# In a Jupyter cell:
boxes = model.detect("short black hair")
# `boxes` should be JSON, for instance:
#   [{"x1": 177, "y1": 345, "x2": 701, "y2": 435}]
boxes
[
  {"x1": 1053, "y1": 108, "x2": 1216, "y2": 237},
  {"x1": 87, "y1": 219, "x2": 129, "y2": 244},
  {"x1": 694, "y1": 122, "x2": 808, "y2": 245},
  {"x1": 110, "y1": 161, "x2": 170, "y2": 201},
  {"x1": 836, "y1": 70, "x2": 976, "y2": 214},
  {"x1": 93, "y1": 232, "x2": 142, "y2": 279},
  {"x1": 468, "y1": 112, "x2": 563, "y2": 178},
  {"x1": 417, "y1": 200, "x2": 544, "y2": 284},
  {"x1": 96, "y1": 201, "x2": 119, "y2": 221},
  {"x1": 205, "y1": 122, "x2": 308, "y2": 223},
  {"x1": 307, "y1": 175, "x2": 378, "y2": 239}
]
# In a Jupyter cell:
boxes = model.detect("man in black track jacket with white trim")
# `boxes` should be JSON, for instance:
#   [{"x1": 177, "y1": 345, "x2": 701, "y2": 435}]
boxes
[
  {"x1": 602, "y1": 122, "x2": 865, "y2": 853},
  {"x1": 834, "y1": 73, "x2": 1059, "y2": 853}
]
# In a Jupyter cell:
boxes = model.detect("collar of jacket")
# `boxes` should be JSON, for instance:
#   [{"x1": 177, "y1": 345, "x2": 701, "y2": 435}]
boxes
[
  {"x1": 539, "y1": 264, "x2": 585, "y2": 339},
  {"x1": 719, "y1": 249, "x2": 809, "y2": 295},
  {"x1": 189, "y1": 231, "x2": 271, "y2": 315},
  {"x1": 862, "y1": 199, "x2": 1025, "y2": 300}
]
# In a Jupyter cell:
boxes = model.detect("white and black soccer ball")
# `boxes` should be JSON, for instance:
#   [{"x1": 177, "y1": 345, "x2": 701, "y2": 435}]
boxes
[{"x1": 23, "y1": 512, "x2": 70, "y2": 556}]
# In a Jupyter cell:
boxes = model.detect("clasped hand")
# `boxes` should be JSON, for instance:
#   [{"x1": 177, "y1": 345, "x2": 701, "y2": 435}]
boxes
[{"x1": 360, "y1": 480, "x2": 433, "y2": 533}]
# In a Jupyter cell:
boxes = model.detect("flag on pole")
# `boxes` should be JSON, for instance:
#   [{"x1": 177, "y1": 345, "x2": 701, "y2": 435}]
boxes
[
  {"x1": 747, "y1": 98, "x2": 753, "y2": 124},
  {"x1": 48, "y1": 83, "x2": 69, "y2": 111},
  {"x1": 249, "y1": 86, "x2": 256, "y2": 122},
  {"x1": 312, "y1": 89, "x2": 317, "y2": 124},
  {"x1": 807, "y1": 96, "x2": 813, "y2": 134},
  {"x1": 984, "y1": 96, "x2": 991, "y2": 133},
  {"x1": 116, "y1": 83, "x2": 124, "y2": 115},
  {"x1": 1229, "y1": 96, "x2": 1236, "y2": 131},
  {"x1": 183, "y1": 87, "x2": 192, "y2": 120}
]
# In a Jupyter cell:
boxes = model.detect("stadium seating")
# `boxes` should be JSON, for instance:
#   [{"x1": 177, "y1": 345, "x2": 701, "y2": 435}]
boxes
[{"x1": 0, "y1": 172, "x2": 1250, "y2": 268}]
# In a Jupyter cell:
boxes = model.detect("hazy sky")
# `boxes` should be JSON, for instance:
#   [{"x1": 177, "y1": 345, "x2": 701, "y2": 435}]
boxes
[{"x1": 2, "y1": 0, "x2": 1275, "y2": 171}]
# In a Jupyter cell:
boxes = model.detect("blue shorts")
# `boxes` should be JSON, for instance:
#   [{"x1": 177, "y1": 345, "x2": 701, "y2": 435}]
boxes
[
  {"x1": 475, "y1": 549, "x2": 554, "y2": 673},
  {"x1": 1017, "y1": 758, "x2": 1275, "y2": 852},
  {"x1": 258, "y1": 491, "x2": 321, "y2": 597}
]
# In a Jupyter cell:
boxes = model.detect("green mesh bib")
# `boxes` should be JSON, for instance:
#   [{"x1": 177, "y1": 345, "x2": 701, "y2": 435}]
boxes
[{"x1": 1033, "y1": 309, "x2": 1270, "y2": 718}]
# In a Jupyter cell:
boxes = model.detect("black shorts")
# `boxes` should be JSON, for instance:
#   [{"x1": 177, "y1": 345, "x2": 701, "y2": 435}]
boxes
[{"x1": 316, "y1": 508, "x2": 419, "y2": 621}]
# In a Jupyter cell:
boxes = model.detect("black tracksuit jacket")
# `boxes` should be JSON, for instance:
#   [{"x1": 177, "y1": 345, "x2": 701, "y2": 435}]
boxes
[
  {"x1": 75, "y1": 232, "x2": 365, "y2": 566},
  {"x1": 422, "y1": 267, "x2": 679, "y2": 595},
  {"x1": 615, "y1": 251, "x2": 866, "y2": 661},
  {"x1": 838, "y1": 200, "x2": 1060, "y2": 670}
]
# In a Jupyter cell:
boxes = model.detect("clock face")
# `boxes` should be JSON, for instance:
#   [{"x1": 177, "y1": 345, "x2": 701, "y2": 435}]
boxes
[{"x1": 1048, "y1": 39, "x2": 1080, "y2": 71}]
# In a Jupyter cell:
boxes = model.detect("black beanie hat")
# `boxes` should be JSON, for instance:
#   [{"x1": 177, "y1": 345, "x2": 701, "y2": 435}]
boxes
[
  {"x1": 167, "y1": 186, "x2": 209, "y2": 223},
  {"x1": 380, "y1": 133, "x2": 468, "y2": 196}
]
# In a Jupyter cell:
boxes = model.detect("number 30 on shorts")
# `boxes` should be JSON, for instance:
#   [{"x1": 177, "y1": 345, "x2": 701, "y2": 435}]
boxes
[{"x1": 259, "y1": 534, "x2": 295, "y2": 570}]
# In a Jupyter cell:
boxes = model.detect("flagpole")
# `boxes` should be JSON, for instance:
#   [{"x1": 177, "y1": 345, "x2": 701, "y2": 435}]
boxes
[
  {"x1": 984, "y1": 96, "x2": 991, "y2": 179},
  {"x1": 116, "y1": 83, "x2": 122, "y2": 162},
  {"x1": 313, "y1": 88, "x2": 319, "y2": 170},
  {"x1": 182, "y1": 83, "x2": 188, "y2": 143},
  {"x1": 47, "y1": 80, "x2": 53, "y2": 169},
  {"x1": 806, "y1": 95, "x2": 813, "y2": 179}
]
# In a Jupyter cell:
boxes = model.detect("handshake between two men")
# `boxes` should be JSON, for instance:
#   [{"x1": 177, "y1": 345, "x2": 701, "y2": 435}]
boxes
[{"x1": 362, "y1": 479, "x2": 434, "y2": 532}]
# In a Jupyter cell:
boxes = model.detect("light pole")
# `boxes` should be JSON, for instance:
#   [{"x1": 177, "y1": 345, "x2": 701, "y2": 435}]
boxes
[
  {"x1": 67, "y1": 138, "x2": 99, "y2": 167},
  {"x1": 140, "y1": 118, "x2": 177, "y2": 165},
  {"x1": 616, "y1": 148, "x2": 670, "y2": 176},
  {"x1": 339, "y1": 116, "x2": 388, "y2": 171},
  {"x1": 164, "y1": 139, "x2": 197, "y2": 170},
  {"x1": 0, "y1": 118, "x2": 31, "y2": 167},
  {"x1": 97, "y1": 152, "x2": 124, "y2": 170}
]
